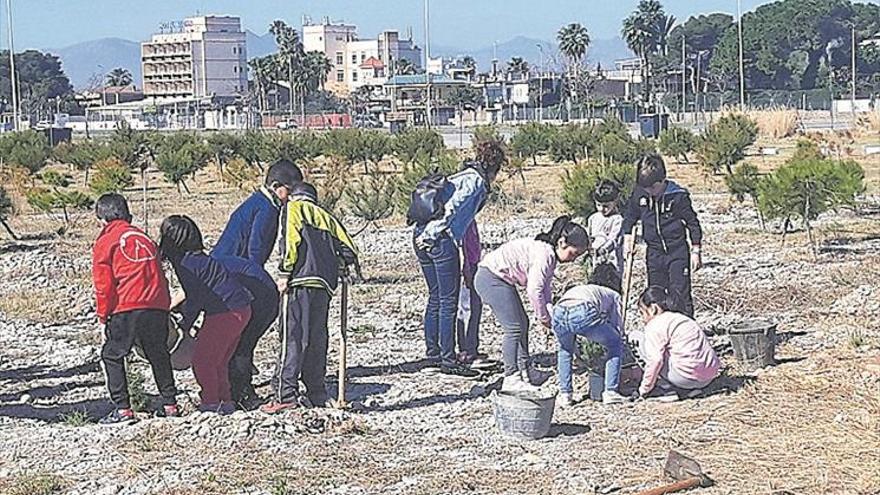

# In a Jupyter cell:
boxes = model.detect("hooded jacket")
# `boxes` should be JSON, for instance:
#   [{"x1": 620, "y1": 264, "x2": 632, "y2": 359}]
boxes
[
  {"x1": 92, "y1": 220, "x2": 171, "y2": 323},
  {"x1": 280, "y1": 198, "x2": 359, "y2": 292},
  {"x1": 211, "y1": 187, "x2": 282, "y2": 266},
  {"x1": 622, "y1": 180, "x2": 702, "y2": 253}
]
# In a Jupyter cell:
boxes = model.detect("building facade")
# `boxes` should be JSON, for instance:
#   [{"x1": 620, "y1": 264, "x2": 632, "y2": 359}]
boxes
[
  {"x1": 302, "y1": 20, "x2": 422, "y2": 95},
  {"x1": 141, "y1": 15, "x2": 247, "y2": 100}
]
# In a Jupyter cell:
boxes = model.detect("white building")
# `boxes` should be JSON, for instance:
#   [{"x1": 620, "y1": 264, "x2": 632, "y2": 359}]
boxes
[
  {"x1": 141, "y1": 15, "x2": 247, "y2": 100},
  {"x1": 303, "y1": 19, "x2": 422, "y2": 95}
]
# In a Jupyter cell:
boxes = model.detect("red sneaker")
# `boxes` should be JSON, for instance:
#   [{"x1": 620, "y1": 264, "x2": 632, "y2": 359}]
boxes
[{"x1": 260, "y1": 401, "x2": 297, "y2": 415}]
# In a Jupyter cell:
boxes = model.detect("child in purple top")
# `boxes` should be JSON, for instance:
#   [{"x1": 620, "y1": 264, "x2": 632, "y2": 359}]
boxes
[{"x1": 456, "y1": 222, "x2": 485, "y2": 366}]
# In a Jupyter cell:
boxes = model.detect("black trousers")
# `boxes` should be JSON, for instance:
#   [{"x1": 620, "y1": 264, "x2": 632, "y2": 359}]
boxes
[
  {"x1": 646, "y1": 245, "x2": 694, "y2": 317},
  {"x1": 228, "y1": 279, "x2": 279, "y2": 401},
  {"x1": 101, "y1": 309, "x2": 177, "y2": 409},
  {"x1": 272, "y1": 287, "x2": 331, "y2": 404}
]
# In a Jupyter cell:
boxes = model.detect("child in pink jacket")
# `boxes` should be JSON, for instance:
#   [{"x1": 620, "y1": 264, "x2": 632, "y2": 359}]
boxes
[
  {"x1": 475, "y1": 216, "x2": 589, "y2": 392},
  {"x1": 631, "y1": 286, "x2": 720, "y2": 400}
]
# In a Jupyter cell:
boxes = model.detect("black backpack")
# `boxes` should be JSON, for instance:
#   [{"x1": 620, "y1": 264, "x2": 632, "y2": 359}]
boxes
[{"x1": 407, "y1": 173, "x2": 451, "y2": 226}]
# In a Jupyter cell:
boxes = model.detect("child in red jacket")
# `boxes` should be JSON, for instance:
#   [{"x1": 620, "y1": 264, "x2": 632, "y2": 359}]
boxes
[{"x1": 92, "y1": 194, "x2": 179, "y2": 425}]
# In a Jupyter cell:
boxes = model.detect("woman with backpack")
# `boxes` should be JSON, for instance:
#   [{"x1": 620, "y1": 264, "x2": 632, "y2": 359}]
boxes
[
  {"x1": 410, "y1": 153, "x2": 502, "y2": 378},
  {"x1": 475, "y1": 216, "x2": 589, "y2": 392}
]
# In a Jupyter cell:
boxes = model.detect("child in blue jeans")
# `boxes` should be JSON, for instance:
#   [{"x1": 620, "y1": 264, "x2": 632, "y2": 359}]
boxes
[{"x1": 552, "y1": 264, "x2": 628, "y2": 406}]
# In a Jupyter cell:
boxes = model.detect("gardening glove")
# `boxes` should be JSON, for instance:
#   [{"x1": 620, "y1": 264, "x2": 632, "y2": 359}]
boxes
[
  {"x1": 276, "y1": 278, "x2": 289, "y2": 295},
  {"x1": 414, "y1": 235, "x2": 433, "y2": 251},
  {"x1": 690, "y1": 248, "x2": 703, "y2": 272}
]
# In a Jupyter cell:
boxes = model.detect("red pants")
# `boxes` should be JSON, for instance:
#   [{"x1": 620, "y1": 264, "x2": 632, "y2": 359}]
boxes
[{"x1": 192, "y1": 306, "x2": 251, "y2": 405}]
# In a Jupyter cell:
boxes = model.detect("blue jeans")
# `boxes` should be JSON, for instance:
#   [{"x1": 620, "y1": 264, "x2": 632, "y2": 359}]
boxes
[
  {"x1": 415, "y1": 232, "x2": 461, "y2": 364},
  {"x1": 552, "y1": 302, "x2": 624, "y2": 394}
]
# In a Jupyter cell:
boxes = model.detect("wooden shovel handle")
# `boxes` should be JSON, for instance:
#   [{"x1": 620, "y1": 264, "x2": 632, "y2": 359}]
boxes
[{"x1": 635, "y1": 477, "x2": 702, "y2": 495}]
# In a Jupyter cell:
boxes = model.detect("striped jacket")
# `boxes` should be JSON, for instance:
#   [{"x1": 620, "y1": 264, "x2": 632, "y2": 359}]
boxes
[{"x1": 280, "y1": 199, "x2": 359, "y2": 291}]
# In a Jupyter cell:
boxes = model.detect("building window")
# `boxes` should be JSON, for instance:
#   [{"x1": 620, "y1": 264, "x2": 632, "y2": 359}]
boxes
[
  {"x1": 336, "y1": 70, "x2": 344, "y2": 82},
  {"x1": 361, "y1": 53, "x2": 366, "y2": 62},
  {"x1": 352, "y1": 72, "x2": 358, "y2": 82},
  {"x1": 232, "y1": 46, "x2": 237, "y2": 54},
  {"x1": 335, "y1": 52, "x2": 343, "y2": 65},
  {"x1": 351, "y1": 53, "x2": 357, "y2": 64}
]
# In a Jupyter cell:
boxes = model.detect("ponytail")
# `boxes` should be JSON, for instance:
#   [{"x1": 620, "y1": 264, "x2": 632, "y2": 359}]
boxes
[
  {"x1": 536, "y1": 215, "x2": 589, "y2": 250},
  {"x1": 638, "y1": 286, "x2": 678, "y2": 312}
]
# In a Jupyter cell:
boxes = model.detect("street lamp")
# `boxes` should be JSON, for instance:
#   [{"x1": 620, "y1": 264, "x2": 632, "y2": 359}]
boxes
[
  {"x1": 736, "y1": 0, "x2": 746, "y2": 111},
  {"x1": 537, "y1": 44, "x2": 544, "y2": 122}
]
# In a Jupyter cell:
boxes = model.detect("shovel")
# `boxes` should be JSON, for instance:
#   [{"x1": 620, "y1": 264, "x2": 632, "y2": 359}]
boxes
[
  {"x1": 636, "y1": 450, "x2": 714, "y2": 495},
  {"x1": 335, "y1": 270, "x2": 350, "y2": 410}
]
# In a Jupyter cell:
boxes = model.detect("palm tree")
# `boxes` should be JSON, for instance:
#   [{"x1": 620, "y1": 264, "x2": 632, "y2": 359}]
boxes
[
  {"x1": 557, "y1": 23, "x2": 591, "y2": 112},
  {"x1": 461, "y1": 56, "x2": 477, "y2": 78},
  {"x1": 248, "y1": 56, "x2": 274, "y2": 113},
  {"x1": 656, "y1": 14, "x2": 677, "y2": 56},
  {"x1": 105, "y1": 67, "x2": 133, "y2": 87},
  {"x1": 622, "y1": 0, "x2": 667, "y2": 104},
  {"x1": 507, "y1": 57, "x2": 530, "y2": 79},
  {"x1": 303, "y1": 51, "x2": 332, "y2": 92},
  {"x1": 269, "y1": 20, "x2": 304, "y2": 118}
]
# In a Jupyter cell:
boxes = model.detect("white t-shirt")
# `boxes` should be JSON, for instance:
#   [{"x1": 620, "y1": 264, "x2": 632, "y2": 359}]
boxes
[{"x1": 588, "y1": 211, "x2": 624, "y2": 276}]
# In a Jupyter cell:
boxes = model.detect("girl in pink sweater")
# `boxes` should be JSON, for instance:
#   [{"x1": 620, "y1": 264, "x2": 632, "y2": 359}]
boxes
[
  {"x1": 632, "y1": 286, "x2": 720, "y2": 399},
  {"x1": 475, "y1": 216, "x2": 589, "y2": 392}
]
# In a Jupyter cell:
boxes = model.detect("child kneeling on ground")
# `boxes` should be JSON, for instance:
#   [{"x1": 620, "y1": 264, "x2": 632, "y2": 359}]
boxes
[
  {"x1": 93, "y1": 194, "x2": 179, "y2": 424},
  {"x1": 631, "y1": 286, "x2": 720, "y2": 401},
  {"x1": 262, "y1": 182, "x2": 359, "y2": 414},
  {"x1": 160, "y1": 215, "x2": 254, "y2": 415},
  {"x1": 475, "y1": 216, "x2": 589, "y2": 393},
  {"x1": 552, "y1": 263, "x2": 628, "y2": 407}
]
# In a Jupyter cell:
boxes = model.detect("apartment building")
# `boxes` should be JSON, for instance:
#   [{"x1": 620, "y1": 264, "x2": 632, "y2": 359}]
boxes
[
  {"x1": 141, "y1": 15, "x2": 247, "y2": 100},
  {"x1": 303, "y1": 19, "x2": 422, "y2": 95}
]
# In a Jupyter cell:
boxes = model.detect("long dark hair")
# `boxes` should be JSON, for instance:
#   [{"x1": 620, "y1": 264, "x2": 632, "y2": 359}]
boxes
[
  {"x1": 159, "y1": 215, "x2": 204, "y2": 261},
  {"x1": 535, "y1": 215, "x2": 589, "y2": 250},
  {"x1": 638, "y1": 286, "x2": 678, "y2": 312}
]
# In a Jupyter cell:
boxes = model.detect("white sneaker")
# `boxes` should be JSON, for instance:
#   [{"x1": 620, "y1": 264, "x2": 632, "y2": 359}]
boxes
[
  {"x1": 602, "y1": 390, "x2": 629, "y2": 404},
  {"x1": 502, "y1": 374, "x2": 540, "y2": 393},
  {"x1": 557, "y1": 392, "x2": 574, "y2": 407}
]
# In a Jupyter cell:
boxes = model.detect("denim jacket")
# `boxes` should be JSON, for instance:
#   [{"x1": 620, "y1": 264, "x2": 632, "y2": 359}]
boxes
[{"x1": 415, "y1": 168, "x2": 487, "y2": 244}]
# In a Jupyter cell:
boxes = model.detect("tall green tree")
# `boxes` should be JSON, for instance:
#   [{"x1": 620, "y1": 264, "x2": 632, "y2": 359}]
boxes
[
  {"x1": 507, "y1": 57, "x2": 530, "y2": 79},
  {"x1": 269, "y1": 20, "x2": 304, "y2": 116},
  {"x1": 557, "y1": 23, "x2": 591, "y2": 112},
  {"x1": 622, "y1": 0, "x2": 668, "y2": 104},
  {"x1": 0, "y1": 50, "x2": 74, "y2": 122}
]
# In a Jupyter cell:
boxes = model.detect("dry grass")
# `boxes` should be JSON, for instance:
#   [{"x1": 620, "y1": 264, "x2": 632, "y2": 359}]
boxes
[
  {"x1": 751, "y1": 107, "x2": 799, "y2": 139},
  {"x1": 0, "y1": 473, "x2": 66, "y2": 495},
  {"x1": 856, "y1": 109, "x2": 880, "y2": 136}
]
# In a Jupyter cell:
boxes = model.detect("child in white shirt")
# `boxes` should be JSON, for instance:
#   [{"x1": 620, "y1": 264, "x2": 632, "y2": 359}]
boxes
[{"x1": 587, "y1": 180, "x2": 624, "y2": 284}]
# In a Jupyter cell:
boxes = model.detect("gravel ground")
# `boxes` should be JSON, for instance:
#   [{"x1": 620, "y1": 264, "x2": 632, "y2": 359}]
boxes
[{"x1": 0, "y1": 186, "x2": 878, "y2": 495}]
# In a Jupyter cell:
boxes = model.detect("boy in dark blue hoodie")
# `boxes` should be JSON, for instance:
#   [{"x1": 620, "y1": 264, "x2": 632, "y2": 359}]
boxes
[
  {"x1": 211, "y1": 159, "x2": 302, "y2": 407},
  {"x1": 622, "y1": 155, "x2": 702, "y2": 317}
]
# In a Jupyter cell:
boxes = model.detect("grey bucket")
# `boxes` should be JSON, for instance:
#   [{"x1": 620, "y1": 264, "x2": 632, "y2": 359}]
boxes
[
  {"x1": 491, "y1": 389, "x2": 557, "y2": 440},
  {"x1": 729, "y1": 319, "x2": 777, "y2": 371}
]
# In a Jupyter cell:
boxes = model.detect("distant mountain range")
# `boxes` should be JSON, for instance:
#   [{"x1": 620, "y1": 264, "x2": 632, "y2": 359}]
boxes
[{"x1": 48, "y1": 33, "x2": 633, "y2": 89}]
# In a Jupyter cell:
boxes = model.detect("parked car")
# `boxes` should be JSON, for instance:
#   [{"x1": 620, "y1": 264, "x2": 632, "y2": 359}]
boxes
[
  {"x1": 276, "y1": 120, "x2": 298, "y2": 130},
  {"x1": 354, "y1": 116, "x2": 383, "y2": 129}
]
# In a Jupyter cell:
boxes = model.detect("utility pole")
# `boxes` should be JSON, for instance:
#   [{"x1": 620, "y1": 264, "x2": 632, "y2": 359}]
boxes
[
  {"x1": 424, "y1": 0, "x2": 432, "y2": 128},
  {"x1": 737, "y1": 0, "x2": 745, "y2": 111},
  {"x1": 537, "y1": 44, "x2": 544, "y2": 122},
  {"x1": 851, "y1": 24, "x2": 857, "y2": 119},
  {"x1": 681, "y1": 35, "x2": 686, "y2": 122},
  {"x1": 288, "y1": 54, "x2": 294, "y2": 123},
  {"x1": 6, "y1": 0, "x2": 19, "y2": 131}
]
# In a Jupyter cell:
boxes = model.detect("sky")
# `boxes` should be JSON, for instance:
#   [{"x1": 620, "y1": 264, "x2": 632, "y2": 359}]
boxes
[{"x1": 9, "y1": 0, "x2": 880, "y2": 51}]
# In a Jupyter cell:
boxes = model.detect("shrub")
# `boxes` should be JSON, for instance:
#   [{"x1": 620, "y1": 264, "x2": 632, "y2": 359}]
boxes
[
  {"x1": 548, "y1": 124, "x2": 595, "y2": 164},
  {"x1": 658, "y1": 127, "x2": 696, "y2": 163},
  {"x1": 52, "y1": 140, "x2": 113, "y2": 184},
  {"x1": 751, "y1": 107, "x2": 798, "y2": 139},
  {"x1": 221, "y1": 158, "x2": 261, "y2": 191},
  {"x1": 757, "y1": 156, "x2": 865, "y2": 255},
  {"x1": 0, "y1": 130, "x2": 51, "y2": 175},
  {"x1": 791, "y1": 139, "x2": 823, "y2": 162},
  {"x1": 472, "y1": 125, "x2": 503, "y2": 147},
  {"x1": 696, "y1": 113, "x2": 758, "y2": 175},
  {"x1": 89, "y1": 158, "x2": 134, "y2": 195},
  {"x1": 206, "y1": 132, "x2": 243, "y2": 173},
  {"x1": 725, "y1": 162, "x2": 764, "y2": 228},
  {"x1": 322, "y1": 128, "x2": 363, "y2": 169},
  {"x1": 154, "y1": 134, "x2": 211, "y2": 194},
  {"x1": 26, "y1": 170, "x2": 93, "y2": 229},
  {"x1": 510, "y1": 122, "x2": 551, "y2": 166},
  {"x1": 562, "y1": 161, "x2": 636, "y2": 218},
  {"x1": 107, "y1": 121, "x2": 149, "y2": 169},
  {"x1": 0, "y1": 186, "x2": 16, "y2": 239},
  {"x1": 393, "y1": 128, "x2": 444, "y2": 165},
  {"x1": 344, "y1": 172, "x2": 396, "y2": 228}
]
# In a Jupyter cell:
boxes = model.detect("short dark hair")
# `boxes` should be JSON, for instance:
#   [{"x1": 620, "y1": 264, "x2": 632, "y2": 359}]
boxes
[
  {"x1": 265, "y1": 159, "x2": 304, "y2": 189},
  {"x1": 290, "y1": 181, "x2": 319, "y2": 202},
  {"x1": 590, "y1": 263, "x2": 621, "y2": 293},
  {"x1": 593, "y1": 180, "x2": 621, "y2": 203},
  {"x1": 637, "y1": 155, "x2": 667, "y2": 188},
  {"x1": 159, "y1": 215, "x2": 204, "y2": 260},
  {"x1": 95, "y1": 193, "x2": 132, "y2": 223},
  {"x1": 638, "y1": 286, "x2": 678, "y2": 312},
  {"x1": 473, "y1": 140, "x2": 507, "y2": 180}
]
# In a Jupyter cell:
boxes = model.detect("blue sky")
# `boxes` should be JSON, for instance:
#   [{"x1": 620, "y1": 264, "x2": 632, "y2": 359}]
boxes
[{"x1": 12, "y1": 0, "x2": 880, "y2": 50}]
